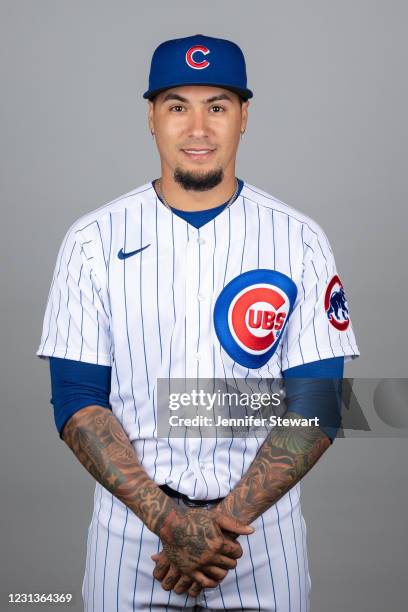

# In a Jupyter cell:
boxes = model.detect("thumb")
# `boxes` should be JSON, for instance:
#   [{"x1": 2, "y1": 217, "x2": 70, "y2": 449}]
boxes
[{"x1": 214, "y1": 512, "x2": 255, "y2": 535}]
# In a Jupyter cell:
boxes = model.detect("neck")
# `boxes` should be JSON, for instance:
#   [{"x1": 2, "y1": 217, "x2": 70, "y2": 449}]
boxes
[{"x1": 157, "y1": 170, "x2": 237, "y2": 212}]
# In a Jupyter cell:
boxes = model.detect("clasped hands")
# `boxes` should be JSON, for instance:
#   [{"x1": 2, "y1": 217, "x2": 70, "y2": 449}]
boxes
[{"x1": 153, "y1": 503, "x2": 254, "y2": 598}]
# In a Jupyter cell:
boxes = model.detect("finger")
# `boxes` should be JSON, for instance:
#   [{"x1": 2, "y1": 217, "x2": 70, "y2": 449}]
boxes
[
  {"x1": 173, "y1": 574, "x2": 194, "y2": 595},
  {"x1": 188, "y1": 581, "x2": 202, "y2": 597},
  {"x1": 220, "y1": 539, "x2": 244, "y2": 559},
  {"x1": 152, "y1": 558, "x2": 171, "y2": 582},
  {"x1": 207, "y1": 553, "x2": 238, "y2": 570},
  {"x1": 201, "y1": 565, "x2": 228, "y2": 581},
  {"x1": 160, "y1": 565, "x2": 182, "y2": 591},
  {"x1": 215, "y1": 513, "x2": 255, "y2": 535},
  {"x1": 192, "y1": 571, "x2": 219, "y2": 589}
]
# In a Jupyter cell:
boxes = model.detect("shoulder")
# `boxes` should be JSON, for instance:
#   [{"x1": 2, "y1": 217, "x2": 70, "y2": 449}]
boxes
[
  {"x1": 241, "y1": 181, "x2": 330, "y2": 246},
  {"x1": 52, "y1": 182, "x2": 155, "y2": 265},
  {"x1": 69, "y1": 182, "x2": 155, "y2": 234}
]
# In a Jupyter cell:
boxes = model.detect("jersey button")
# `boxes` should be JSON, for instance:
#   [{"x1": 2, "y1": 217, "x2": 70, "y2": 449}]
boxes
[
  {"x1": 197, "y1": 238, "x2": 206, "y2": 245},
  {"x1": 197, "y1": 293, "x2": 205, "y2": 301},
  {"x1": 194, "y1": 352, "x2": 201, "y2": 361}
]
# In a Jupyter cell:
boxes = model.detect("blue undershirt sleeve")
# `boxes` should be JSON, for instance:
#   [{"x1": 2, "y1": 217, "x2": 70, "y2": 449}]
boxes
[
  {"x1": 49, "y1": 356, "x2": 112, "y2": 438},
  {"x1": 282, "y1": 357, "x2": 344, "y2": 443}
]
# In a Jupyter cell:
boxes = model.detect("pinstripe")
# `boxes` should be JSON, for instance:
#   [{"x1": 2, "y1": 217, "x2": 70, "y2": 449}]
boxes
[
  {"x1": 166, "y1": 214, "x2": 176, "y2": 483},
  {"x1": 155, "y1": 199, "x2": 163, "y2": 363},
  {"x1": 116, "y1": 507, "x2": 129, "y2": 612},
  {"x1": 122, "y1": 208, "x2": 139, "y2": 434},
  {"x1": 111, "y1": 354, "x2": 128, "y2": 611},
  {"x1": 78, "y1": 262, "x2": 84, "y2": 359},
  {"x1": 287, "y1": 215, "x2": 292, "y2": 278},
  {"x1": 63, "y1": 244, "x2": 80, "y2": 358},
  {"x1": 92, "y1": 485, "x2": 103, "y2": 612},
  {"x1": 299, "y1": 503, "x2": 310, "y2": 612},
  {"x1": 257, "y1": 203, "x2": 260, "y2": 268},
  {"x1": 53, "y1": 240, "x2": 75, "y2": 356},
  {"x1": 83, "y1": 488, "x2": 98, "y2": 609},
  {"x1": 222, "y1": 207, "x2": 231, "y2": 287},
  {"x1": 289, "y1": 489, "x2": 302, "y2": 611},
  {"x1": 210, "y1": 219, "x2": 222, "y2": 499},
  {"x1": 139, "y1": 203, "x2": 150, "y2": 399},
  {"x1": 102, "y1": 495, "x2": 114, "y2": 612},
  {"x1": 260, "y1": 514, "x2": 277, "y2": 610},
  {"x1": 40, "y1": 229, "x2": 72, "y2": 353},
  {"x1": 233, "y1": 566, "x2": 244, "y2": 610},
  {"x1": 106, "y1": 212, "x2": 113, "y2": 358},
  {"x1": 96, "y1": 221, "x2": 107, "y2": 269},
  {"x1": 246, "y1": 534, "x2": 261, "y2": 611},
  {"x1": 148, "y1": 538, "x2": 161, "y2": 611},
  {"x1": 196, "y1": 227, "x2": 209, "y2": 498},
  {"x1": 276, "y1": 503, "x2": 292, "y2": 612},
  {"x1": 196, "y1": 227, "x2": 202, "y2": 382},
  {"x1": 91, "y1": 283, "x2": 100, "y2": 363},
  {"x1": 271, "y1": 208, "x2": 276, "y2": 268},
  {"x1": 221, "y1": 210, "x2": 235, "y2": 488},
  {"x1": 132, "y1": 523, "x2": 146, "y2": 611},
  {"x1": 314, "y1": 235, "x2": 336, "y2": 358},
  {"x1": 51, "y1": 291, "x2": 61, "y2": 356},
  {"x1": 310, "y1": 260, "x2": 323, "y2": 360}
]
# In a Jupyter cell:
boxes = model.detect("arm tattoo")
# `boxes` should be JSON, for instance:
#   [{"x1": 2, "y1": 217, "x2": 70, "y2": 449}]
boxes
[
  {"x1": 217, "y1": 411, "x2": 331, "y2": 525},
  {"x1": 62, "y1": 405, "x2": 176, "y2": 535},
  {"x1": 63, "y1": 406, "x2": 240, "y2": 574}
]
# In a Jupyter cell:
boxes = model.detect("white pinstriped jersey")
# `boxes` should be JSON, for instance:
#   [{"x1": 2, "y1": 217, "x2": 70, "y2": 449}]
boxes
[{"x1": 36, "y1": 181, "x2": 359, "y2": 501}]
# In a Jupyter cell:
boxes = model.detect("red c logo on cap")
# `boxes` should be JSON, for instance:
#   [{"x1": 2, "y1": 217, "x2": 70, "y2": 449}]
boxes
[{"x1": 185, "y1": 45, "x2": 210, "y2": 70}]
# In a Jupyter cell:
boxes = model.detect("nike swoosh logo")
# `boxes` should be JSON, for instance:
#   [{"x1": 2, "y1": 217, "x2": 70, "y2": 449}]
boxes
[{"x1": 117, "y1": 244, "x2": 151, "y2": 260}]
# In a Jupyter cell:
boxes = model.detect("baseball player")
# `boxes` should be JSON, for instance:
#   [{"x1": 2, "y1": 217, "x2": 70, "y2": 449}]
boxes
[{"x1": 36, "y1": 34, "x2": 359, "y2": 611}]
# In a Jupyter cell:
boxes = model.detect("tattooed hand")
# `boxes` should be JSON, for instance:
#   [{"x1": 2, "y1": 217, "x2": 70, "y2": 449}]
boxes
[
  {"x1": 157, "y1": 505, "x2": 254, "y2": 589},
  {"x1": 151, "y1": 549, "x2": 204, "y2": 596},
  {"x1": 151, "y1": 509, "x2": 241, "y2": 597}
]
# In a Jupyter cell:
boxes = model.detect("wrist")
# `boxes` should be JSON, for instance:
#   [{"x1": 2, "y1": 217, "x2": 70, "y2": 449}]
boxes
[
  {"x1": 215, "y1": 495, "x2": 253, "y2": 526},
  {"x1": 157, "y1": 506, "x2": 184, "y2": 543}
]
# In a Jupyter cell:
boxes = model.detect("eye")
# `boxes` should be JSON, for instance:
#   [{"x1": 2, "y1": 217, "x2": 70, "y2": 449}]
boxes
[
  {"x1": 210, "y1": 105, "x2": 224, "y2": 113},
  {"x1": 170, "y1": 105, "x2": 185, "y2": 112}
]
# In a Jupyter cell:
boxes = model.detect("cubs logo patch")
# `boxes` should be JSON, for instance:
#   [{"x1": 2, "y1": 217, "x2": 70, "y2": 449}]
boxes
[
  {"x1": 325, "y1": 274, "x2": 350, "y2": 331},
  {"x1": 185, "y1": 45, "x2": 210, "y2": 70},
  {"x1": 213, "y1": 270, "x2": 297, "y2": 368}
]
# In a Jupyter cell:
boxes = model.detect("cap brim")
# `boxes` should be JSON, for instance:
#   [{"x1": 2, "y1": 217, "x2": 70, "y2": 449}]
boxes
[{"x1": 143, "y1": 83, "x2": 253, "y2": 100}]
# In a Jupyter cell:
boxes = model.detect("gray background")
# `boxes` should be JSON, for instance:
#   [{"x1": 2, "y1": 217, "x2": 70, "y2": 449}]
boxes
[{"x1": 1, "y1": 0, "x2": 407, "y2": 610}]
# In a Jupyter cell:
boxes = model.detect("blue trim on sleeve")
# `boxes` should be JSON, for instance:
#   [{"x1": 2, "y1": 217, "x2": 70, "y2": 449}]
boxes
[
  {"x1": 49, "y1": 357, "x2": 112, "y2": 438},
  {"x1": 283, "y1": 356, "x2": 344, "y2": 379},
  {"x1": 282, "y1": 357, "x2": 344, "y2": 443}
]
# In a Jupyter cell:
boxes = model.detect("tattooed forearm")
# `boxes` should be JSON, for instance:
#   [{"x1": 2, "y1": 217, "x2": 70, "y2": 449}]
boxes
[
  {"x1": 62, "y1": 405, "x2": 251, "y2": 585},
  {"x1": 216, "y1": 411, "x2": 331, "y2": 525},
  {"x1": 62, "y1": 405, "x2": 176, "y2": 535}
]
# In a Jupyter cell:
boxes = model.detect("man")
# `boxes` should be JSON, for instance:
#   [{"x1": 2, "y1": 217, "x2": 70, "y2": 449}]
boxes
[{"x1": 36, "y1": 34, "x2": 359, "y2": 611}]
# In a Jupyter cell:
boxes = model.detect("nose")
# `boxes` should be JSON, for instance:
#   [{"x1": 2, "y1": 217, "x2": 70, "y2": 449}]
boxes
[{"x1": 187, "y1": 108, "x2": 209, "y2": 139}]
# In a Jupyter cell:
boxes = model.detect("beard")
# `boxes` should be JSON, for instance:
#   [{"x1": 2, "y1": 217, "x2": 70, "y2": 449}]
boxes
[{"x1": 174, "y1": 167, "x2": 224, "y2": 192}]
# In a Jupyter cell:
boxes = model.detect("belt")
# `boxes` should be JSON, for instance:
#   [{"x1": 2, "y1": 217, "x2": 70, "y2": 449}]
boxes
[{"x1": 159, "y1": 484, "x2": 225, "y2": 507}]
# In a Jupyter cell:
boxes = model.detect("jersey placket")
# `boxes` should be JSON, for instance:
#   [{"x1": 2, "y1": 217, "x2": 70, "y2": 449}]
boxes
[{"x1": 183, "y1": 221, "x2": 217, "y2": 497}]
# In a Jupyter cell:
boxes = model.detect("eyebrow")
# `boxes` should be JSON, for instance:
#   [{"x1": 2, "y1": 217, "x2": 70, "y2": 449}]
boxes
[{"x1": 161, "y1": 92, "x2": 234, "y2": 104}]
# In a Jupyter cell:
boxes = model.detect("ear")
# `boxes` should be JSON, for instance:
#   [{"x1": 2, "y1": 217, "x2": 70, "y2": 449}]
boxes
[
  {"x1": 147, "y1": 100, "x2": 155, "y2": 135},
  {"x1": 240, "y1": 100, "x2": 249, "y2": 134}
]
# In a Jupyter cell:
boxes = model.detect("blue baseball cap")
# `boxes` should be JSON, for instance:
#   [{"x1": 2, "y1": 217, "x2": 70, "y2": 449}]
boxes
[{"x1": 143, "y1": 34, "x2": 253, "y2": 100}]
